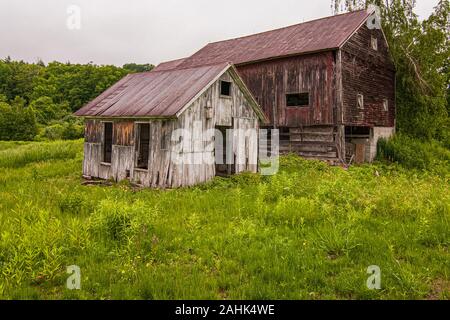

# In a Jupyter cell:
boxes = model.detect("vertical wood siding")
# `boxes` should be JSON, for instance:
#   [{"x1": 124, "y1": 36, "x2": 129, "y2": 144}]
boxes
[
  {"x1": 237, "y1": 52, "x2": 336, "y2": 127},
  {"x1": 82, "y1": 70, "x2": 260, "y2": 188},
  {"x1": 341, "y1": 24, "x2": 396, "y2": 127}
]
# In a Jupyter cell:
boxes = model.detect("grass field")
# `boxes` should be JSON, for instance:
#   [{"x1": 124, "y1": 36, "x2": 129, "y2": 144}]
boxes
[{"x1": 0, "y1": 140, "x2": 448, "y2": 300}]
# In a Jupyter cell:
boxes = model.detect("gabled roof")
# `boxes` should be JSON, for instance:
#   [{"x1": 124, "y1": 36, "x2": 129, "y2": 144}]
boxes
[
  {"x1": 75, "y1": 63, "x2": 266, "y2": 121},
  {"x1": 75, "y1": 63, "x2": 229, "y2": 118},
  {"x1": 178, "y1": 10, "x2": 371, "y2": 68},
  {"x1": 76, "y1": 10, "x2": 373, "y2": 120}
]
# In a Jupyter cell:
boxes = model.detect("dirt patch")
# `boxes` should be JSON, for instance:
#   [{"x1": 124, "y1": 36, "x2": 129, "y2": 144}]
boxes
[{"x1": 427, "y1": 278, "x2": 450, "y2": 300}]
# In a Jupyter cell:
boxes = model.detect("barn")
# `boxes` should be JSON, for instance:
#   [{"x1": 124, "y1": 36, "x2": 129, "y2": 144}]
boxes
[
  {"x1": 169, "y1": 9, "x2": 396, "y2": 164},
  {"x1": 75, "y1": 64, "x2": 266, "y2": 188},
  {"x1": 76, "y1": 8, "x2": 396, "y2": 187}
]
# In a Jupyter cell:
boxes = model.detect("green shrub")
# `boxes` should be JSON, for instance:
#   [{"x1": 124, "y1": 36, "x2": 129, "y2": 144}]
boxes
[
  {"x1": 0, "y1": 102, "x2": 38, "y2": 141},
  {"x1": 377, "y1": 134, "x2": 450, "y2": 176},
  {"x1": 41, "y1": 123, "x2": 65, "y2": 140},
  {"x1": 90, "y1": 199, "x2": 155, "y2": 242},
  {"x1": 61, "y1": 121, "x2": 84, "y2": 140},
  {"x1": 59, "y1": 192, "x2": 87, "y2": 215}
]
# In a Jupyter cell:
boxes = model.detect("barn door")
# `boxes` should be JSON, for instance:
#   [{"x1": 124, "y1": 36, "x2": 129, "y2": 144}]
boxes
[{"x1": 215, "y1": 126, "x2": 233, "y2": 176}]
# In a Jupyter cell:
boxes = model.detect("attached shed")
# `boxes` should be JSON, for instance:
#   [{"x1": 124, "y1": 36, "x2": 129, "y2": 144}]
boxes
[{"x1": 75, "y1": 63, "x2": 266, "y2": 188}]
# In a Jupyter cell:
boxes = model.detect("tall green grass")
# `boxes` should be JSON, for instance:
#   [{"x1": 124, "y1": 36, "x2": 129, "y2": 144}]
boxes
[
  {"x1": 0, "y1": 140, "x2": 82, "y2": 168},
  {"x1": 377, "y1": 134, "x2": 450, "y2": 176},
  {"x1": 0, "y1": 141, "x2": 448, "y2": 300}
]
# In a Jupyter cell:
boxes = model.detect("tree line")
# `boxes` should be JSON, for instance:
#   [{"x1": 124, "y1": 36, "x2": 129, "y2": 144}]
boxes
[
  {"x1": 0, "y1": 58, "x2": 153, "y2": 141},
  {"x1": 1, "y1": 1, "x2": 448, "y2": 146}
]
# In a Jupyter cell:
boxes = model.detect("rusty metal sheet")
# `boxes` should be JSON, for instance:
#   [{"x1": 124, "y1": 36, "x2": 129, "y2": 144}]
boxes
[
  {"x1": 179, "y1": 10, "x2": 370, "y2": 68},
  {"x1": 75, "y1": 63, "x2": 229, "y2": 118},
  {"x1": 152, "y1": 58, "x2": 186, "y2": 72}
]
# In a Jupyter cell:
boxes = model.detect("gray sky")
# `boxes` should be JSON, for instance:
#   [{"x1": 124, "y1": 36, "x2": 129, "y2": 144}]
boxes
[{"x1": 0, "y1": 0, "x2": 439, "y2": 66}]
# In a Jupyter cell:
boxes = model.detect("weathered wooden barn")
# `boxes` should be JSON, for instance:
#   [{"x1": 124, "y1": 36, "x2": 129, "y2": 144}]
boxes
[
  {"x1": 155, "y1": 9, "x2": 395, "y2": 164},
  {"x1": 75, "y1": 64, "x2": 266, "y2": 188},
  {"x1": 76, "y1": 8, "x2": 395, "y2": 187}
]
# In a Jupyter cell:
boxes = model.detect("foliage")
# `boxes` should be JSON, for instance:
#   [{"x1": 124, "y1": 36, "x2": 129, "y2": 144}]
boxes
[
  {"x1": 332, "y1": 0, "x2": 449, "y2": 141},
  {"x1": 29, "y1": 97, "x2": 71, "y2": 125},
  {"x1": 123, "y1": 63, "x2": 155, "y2": 73},
  {"x1": 0, "y1": 142, "x2": 448, "y2": 299},
  {"x1": 0, "y1": 58, "x2": 153, "y2": 141},
  {"x1": 0, "y1": 101, "x2": 38, "y2": 141}
]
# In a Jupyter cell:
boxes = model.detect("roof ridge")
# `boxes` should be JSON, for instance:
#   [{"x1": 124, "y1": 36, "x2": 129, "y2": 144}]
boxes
[
  {"x1": 206, "y1": 9, "x2": 369, "y2": 45},
  {"x1": 150, "y1": 61, "x2": 230, "y2": 73}
]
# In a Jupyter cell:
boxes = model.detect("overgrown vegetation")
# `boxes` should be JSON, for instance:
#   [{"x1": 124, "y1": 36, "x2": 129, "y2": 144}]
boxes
[
  {"x1": 377, "y1": 134, "x2": 450, "y2": 176},
  {"x1": 0, "y1": 141, "x2": 448, "y2": 299},
  {"x1": 0, "y1": 59, "x2": 154, "y2": 141}
]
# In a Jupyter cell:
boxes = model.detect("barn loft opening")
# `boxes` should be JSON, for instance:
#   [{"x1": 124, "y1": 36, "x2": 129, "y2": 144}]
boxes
[
  {"x1": 103, "y1": 122, "x2": 113, "y2": 163},
  {"x1": 220, "y1": 81, "x2": 231, "y2": 96},
  {"x1": 136, "y1": 123, "x2": 150, "y2": 169},
  {"x1": 286, "y1": 93, "x2": 309, "y2": 107}
]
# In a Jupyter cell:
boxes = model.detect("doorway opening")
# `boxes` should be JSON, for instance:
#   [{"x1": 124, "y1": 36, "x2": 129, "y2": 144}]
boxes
[{"x1": 215, "y1": 126, "x2": 234, "y2": 176}]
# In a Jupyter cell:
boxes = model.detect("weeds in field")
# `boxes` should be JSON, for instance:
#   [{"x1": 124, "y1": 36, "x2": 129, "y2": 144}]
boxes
[{"x1": 0, "y1": 140, "x2": 448, "y2": 299}]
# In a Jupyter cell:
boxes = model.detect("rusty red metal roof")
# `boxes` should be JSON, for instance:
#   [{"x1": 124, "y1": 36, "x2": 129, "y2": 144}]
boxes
[
  {"x1": 75, "y1": 63, "x2": 229, "y2": 118},
  {"x1": 76, "y1": 10, "x2": 372, "y2": 119},
  {"x1": 152, "y1": 57, "x2": 187, "y2": 72},
  {"x1": 178, "y1": 10, "x2": 371, "y2": 68}
]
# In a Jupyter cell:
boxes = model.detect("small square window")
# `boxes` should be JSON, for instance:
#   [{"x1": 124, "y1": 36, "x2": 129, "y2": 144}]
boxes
[
  {"x1": 357, "y1": 94, "x2": 364, "y2": 109},
  {"x1": 383, "y1": 99, "x2": 389, "y2": 111},
  {"x1": 286, "y1": 93, "x2": 309, "y2": 107},
  {"x1": 371, "y1": 36, "x2": 378, "y2": 51},
  {"x1": 220, "y1": 81, "x2": 231, "y2": 96}
]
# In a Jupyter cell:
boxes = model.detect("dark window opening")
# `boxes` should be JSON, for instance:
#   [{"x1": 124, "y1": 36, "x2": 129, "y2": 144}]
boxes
[
  {"x1": 345, "y1": 126, "x2": 371, "y2": 137},
  {"x1": 103, "y1": 122, "x2": 113, "y2": 163},
  {"x1": 280, "y1": 127, "x2": 290, "y2": 141},
  {"x1": 220, "y1": 81, "x2": 231, "y2": 96},
  {"x1": 215, "y1": 126, "x2": 234, "y2": 176},
  {"x1": 137, "y1": 123, "x2": 150, "y2": 169},
  {"x1": 286, "y1": 93, "x2": 309, "y2": 107}
]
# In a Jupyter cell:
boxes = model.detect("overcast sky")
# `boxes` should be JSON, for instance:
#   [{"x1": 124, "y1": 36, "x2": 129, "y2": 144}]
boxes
[{"x1": 0, "y1": 0, "x2": 440, "y2": 66}]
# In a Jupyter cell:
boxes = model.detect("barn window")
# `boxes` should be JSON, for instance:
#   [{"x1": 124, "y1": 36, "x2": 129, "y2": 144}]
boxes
[
  {"x1": 286, "y1": 93, "x2": 309, "y2": 107},
  {"x1": 136, "y1": 123, "x2": 150, "y2": 169},
  {"x1": 103, "y1": 122, "x2": 113, "y2": 163},
  {"x1": 357, "y1": 94, "x2": 364, "y2": 109},
  {"x1": 383, "y1": 98, "x2": 389, "y2": 111},
  {"x1": 220, "y1": 81, "x2": 232, "y2": 97},
  {"x1": 371, "y1": 36, "x2": 378, "y2": 51}
]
